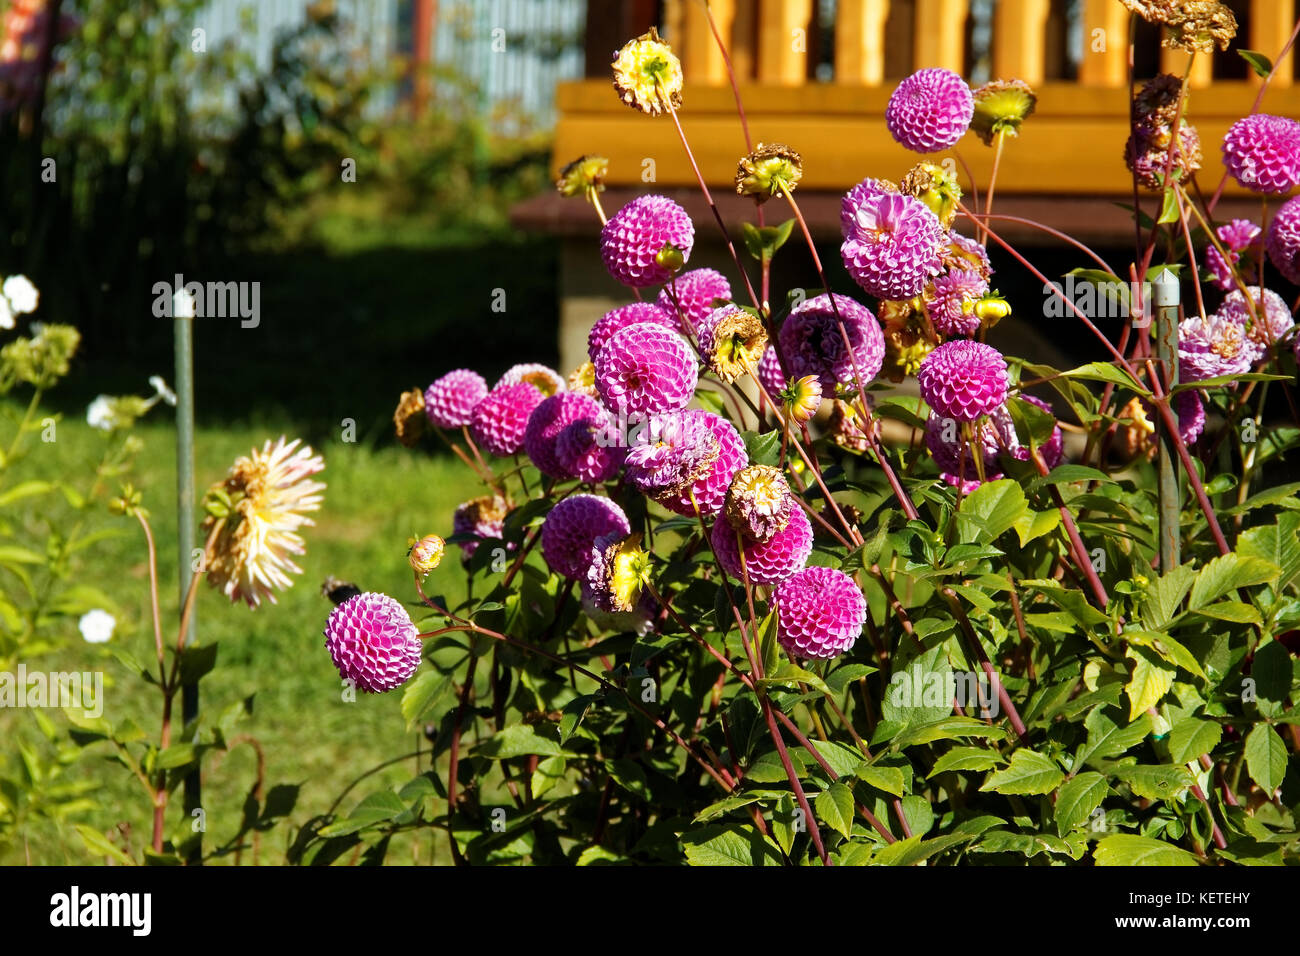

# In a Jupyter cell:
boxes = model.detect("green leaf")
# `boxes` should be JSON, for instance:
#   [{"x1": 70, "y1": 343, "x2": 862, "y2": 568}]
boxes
[
  {"x1": 892, "y1": 717, "x2": 1008, "y2": 749},
  {"x1": 1238, "y1": 514, "x2": 1300, "y2": 597},
  {"x1": 1244, "y1": 724, "x2": 1288, "y2": 795},
  {"x1": 475, "y1": 724, "x2": 564, "y2": 759},
  {"x1": 1139, "y1": 564, "x2": 1196, "y2": 629},
  {"x1": 681, "y1": 824, "x2": 784, "y2": 866},
  {"x1": 318, "y1": 790, "x2": 408, "y2": 838},
  {"x1": 74, "y1": 824, "x2": 135, "y2": 865},
  {"x1": 1063, "y1": 361, "x2": 1145, "y2": 392},
  {"x1": 1094, "y1": 834, "x2": 1199, "y2": 866},
  {"x1": 559, "y1": 694, "x2": 595, "y2": 744},
  {"x1": 741, "y1": 429, "x2": 782, "y2": 467},
  {"x1": 1014, "y1": 509, "x2": 1060, "y2": 547},
  {"x1": 825, "y1": 663, "x2": 876, "y2": 696},
  {"x1": 1056, "y1": 772, "x2": 1108, "y2": 834},
  {"x1": 928, "y1": 746, "x2": 1002, "y2": 777},
  {"x1": 956, "y1": 479, "x2": 1028, "y2": 543},
  {"x1": 1123, "y1": 630, "x2": 1205, "y2": 681},
  {"x1": 531, "y1": 756, "x2": 566, "y2": 801},
  {"x1": 0, "y1": 544, "x2": 45, "y2": 565},
  {"x1": 1125, "y1": 648, "x2": 1175, "y2": 721},
  {"x1": 1113, "y1": 765, "x2": 1194, "y2": 801},
  {"x1": 1238, "y1": 49, "x2": 1273, "y2": 78},
  {"x1": 155, "y1": 744, "x2": 199, "y2": 770},
  {"x1": 693, "y1": 792, "x2": 769, "y2": 824},
  {"x1": 400, "y1": 670, "x2": 453, "y2": 729},
  {"x1": 1157, "y1": 187, "x2": 1180, "y2": 224},
  {"x1": 856, "y1": 763, "x2": 906, "y2": 796},
  {"x1": 178, "y1": 642, "x2": 218, "y2": 686},
  {"x1": 980, "y1": 750, "x2": 1064, "y2": 795},
  {"x1": 1168, "y1": 718, "x2": 1222, "y2": 766},
  {"x1": 1188, "y1": 554, "x2": 1278, "y2": 610},
  {"x1": 1078, "y1": 708, "x2": 1151, "y2": 767},
  {"x1": 816, "y1": 782, "x2": 855, "y2": 839},
  {"x1": 1252, "y1": 639, "x2": 1294, "y2": 718},
  {"x1": 0, "y1": 479, "x2": 54, "y2": 508}
]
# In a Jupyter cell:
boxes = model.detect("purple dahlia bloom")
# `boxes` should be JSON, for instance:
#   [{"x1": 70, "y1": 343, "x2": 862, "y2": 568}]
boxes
[
  {"x1": 916, "y1": 340, "x2": 1009, "y2": 422},
  {"x1": 778, "y1": 293, "x2": 885, "y2": 390},
  {"x1": 1266, "y1": 196, "x2": 1300, "y2": 285},
  {"x1": 710, "y1": 504, "x2": 813, "y2": 586},
  {"x1": 524, "y1": 391, "x2": 607, "y2": 479},
  {"x1": 600, "y1": 194, "x2": 695, "y2": 288},
  {"x1": 841, "y1": 192, "x2": 944, "y2": 300},
  {"x1": 626, "y1": 409, "x2": 746, "y2": 517},
  {"x1": 470, "y1": 383, "x2": 546, "y2": 457},
  {"x1": 1178, "y1": 309, "x2": 1254, "y2": 381},
  {"x1": 588, "y1": 302, "x2": 677, "y2": 363},
  {"x1": 541, "y1": 494, "x2": 630, "y2": 581},
  {"x1": 1222, "y1": 114, "x2": 1300, "y2": 194},
  {"x1": 424, "y1": 369, "x2": 488, "y2": 429},
  {"x1": 1205, "y1": 218, "x2": 1262, "y2": 291},
  {"x1": 773, "y1": 566, "x2": 867, "y2": 661},
  {"x1": 657, "y1": 267, "x2": 732, "y2": 336},
  {"x1": 928, "y1": 268, "x2": 988, "y2": 338},
  {"x1": 325, "y1": 592, "x2": 423, "y2": 694},
  {"x1": 594, "y1": 321, "x2": 698, "y2": 417},
  {"x1": 886, "y1": 68, "x2": 974, "y2": 154}
]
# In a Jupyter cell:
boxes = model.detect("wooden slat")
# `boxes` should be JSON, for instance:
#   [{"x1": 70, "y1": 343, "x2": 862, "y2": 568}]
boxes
[
  {"x1": 683, "y1": 0, "x2": 734, "y2": 83},
  {"x1": 836, "y1": 0, "x2": 891, "y2": 84},
  {"x1": 1251, "y1": 0, "x2": 1296, "y2": 88},
  {"x1": 1161, "y1": 43, "x2": 1214, "y2": 87},
  {"x1": 661, "y1": 0, "x2": 685, "y2": 52},
  {"x1": 914, "y1": 0, "x2": 969, "y2": 74},
  {"x1": 1077, "y1": 0, "x2": 1129, "y2": 87},
  {"x1": 757, "y1": 0, "x2": 814, "y2": 83},
  {"x1": 731, "y1": 0, "x2": 759, "y2": 82},
  {"x1": 993, "y1": 0, "x2": 1051, "y2": 85}
]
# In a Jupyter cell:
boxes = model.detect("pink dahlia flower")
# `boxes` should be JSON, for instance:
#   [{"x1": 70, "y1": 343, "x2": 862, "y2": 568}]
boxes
[
  {"x1": 555, "y1": 415, "x2": 626, "y2": 484},
  {"x1": 778, "y1": 293, "x2": 885, "y2": 390},
  {"x1": 658, "y1": 267, "x2": 732, "y2": 336},
  {"x1": 324, "y1": 592, "x2": 423, "y2": 694},
  {"x1": 588, "y1": 302, "x2": 677, "y2": 363},
  {"x1": 773, "y1": 566, "x2": 867, "y2": 661},
  {"x1": 1222, "y1": 114, "x2": 1300, "y2": 194},
  {"x1": 541, "y1": 494, "x2": 630, "y2": 581},
  {"x1": 470, "y1": 382, "x2": 546, "y2": 457},
  {"x1": 424, "y1": 369, "x2": 488, "y2": 429},
  {"x1": 600, "y1": 194, "x2": 695, "y2": 288},
  {"x1": 927, "y1": 267, "x2": 988, "y2": 338},
  {"x1": 917, "y1": 340, "x2": 1009, "y2": 422},
  {"x1": 1266, "y1": 196, "x2": 1300, "y2": 285},
  {"x1": 841, "y1": 192, "x2": 945, "y2": 300},
  {"x1": 1218, "y1": 286, "x2": 1294, "y2": 358},
  {"x1": 757, "y1": 344, "x2": 787, "y2": 397},
  {"x1": 886, "y1": 68, "x2": 974, "y2": 154},
  {"x1": 626, "y1": 409, "x2": 746, "y2": 517},
  {"x1": 1205, "y1": 219, "x2": 1262, "y2": 291},
  {"x1": 525, "y1": 391, "x2": 607, "y2": 479},
  {"x1": 1178, "y1": 309, "x2": 1254, "y2": 381},
  {"x1": 710, "y1": 505, "x2": 812, "y2": 586},
  {"x1": 593, "y1": 321, "x2": 698, "y2": 417}
]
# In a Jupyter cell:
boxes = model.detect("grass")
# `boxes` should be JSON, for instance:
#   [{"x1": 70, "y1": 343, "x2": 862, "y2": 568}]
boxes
[{"x1": 0, "y1": 403, "x2": 493, "y2": 864}]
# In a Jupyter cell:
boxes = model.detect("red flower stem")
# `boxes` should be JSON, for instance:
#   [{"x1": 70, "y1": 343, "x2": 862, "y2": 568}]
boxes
[
  {"x1": 940, "y1": 587, "x2": 1029, "y2": 745},
  {"x1": 661, "y1": 91, "x2": 763, "y2": 314},
  {"x1": 446, "y1": 649, "x2": 479, "y2": 823},
  {"x1": 761, "y1": 697, "x2": 830, "y2": 864},
  {"x1": 980, "y1": 129, "x2": 1007, "y2": 247}
]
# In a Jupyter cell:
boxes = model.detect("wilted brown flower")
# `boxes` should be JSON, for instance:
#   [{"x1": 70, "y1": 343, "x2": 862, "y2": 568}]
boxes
[
  {"x1": 612, "y1": 28, "x2": 683, "y2": 116},
  {"x1": 556, "y1": 155, "x2": 609, "y2": 198},
  {"x1": 735, "y1": 143, "x2": 803, "y2": 203},
  {"x1": 703, "y1": 307, "x2": 768, "y2": 383},
  {"x1": 724, "y1": 465, "x2": 793, "y2": 542},
  {"x1": 900, "y1": 162, "x2": 962, "y2": 228},
  {"x1": 393, "y1": 388, "x2": 427, "y2": 448},
  {"x1": 970, "y1": 79, "x2": 1038, "y2": 147}
]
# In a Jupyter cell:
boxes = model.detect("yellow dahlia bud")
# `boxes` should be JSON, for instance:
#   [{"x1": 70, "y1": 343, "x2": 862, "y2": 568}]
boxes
[
  {"x1": 567, "y1": 361, "x2": 599, "y2": 397},
  {"x1": 703, "y1": 307, "x2": 768, "y2": 383},
  {"x1": 408, "y1": 534, "x2": 446, "y2": 576},
  {"x1": 393, "y1": 388, "x2": 427, "y2": 448},
  {"x1": 612, "y1": 28, "x2": 683, "y2": 116},
  {"x1": 556, "y1": 155, "x2": 609, "y2": 198},
  {"x1": 780, "y1": 374, "x2": 823, "y2": 423},
  {"x1": 970, "y1": 80, "x2": 1038, "y2": 147},
  {"x1": 1117, "y1": 396, "x2": 1156, "y2": 462},
  {"x1": 735, "y1": 143, "x2": 803, "y2": 204},
  {"x1": 974, "y1": 292, "x2": 1012, "y2": 327},
  {"x1": 724, "y1": 465, "x2": 792, "y2": 541},
  {"x1": 900, "y1": 162, "x2": 962, "y2": 228}
]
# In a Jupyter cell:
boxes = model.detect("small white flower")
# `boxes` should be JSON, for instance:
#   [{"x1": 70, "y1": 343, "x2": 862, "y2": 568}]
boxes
[
  {"x1": 149, "y1": 375, "x2": 178, "y2": 406},
  {"x1": 87, "y1": 395, "x2": 114, "y2": 431},
  {"x1": 79, "y1": 609, "x2": 116, "y2": 644},
  {"x1": 0, "y1": 296, "x2": 12, "y2": 330},
  {"x1": 2, "y1": 274, "x2": 39, "y2": 314}
]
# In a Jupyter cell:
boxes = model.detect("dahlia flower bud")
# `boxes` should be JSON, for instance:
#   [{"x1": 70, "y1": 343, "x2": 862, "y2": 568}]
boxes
[
  {"x1": 393, "y1": 388, "x2": 427, "y2": 448},
  {"x1": 735, "y1": 143, "x2": 803, "y2": 204},
  {"x1": 1126, "y1": 75, "x2": 1201, "y2": 190},
  {"x1": 611, "y1": 27, "x2": 683, "y2": 116},
  {"x1": 881, "y1": 327, "x2": 935, "y2": 383},
  {"x1": 555, "y1": 155, "x2": 609, "y2": 198},
  {"x1": 724, "y1": 465, "x2": 793, "y2": 542},
  {"x1": 974, "y1": 292, "x2": 1011, "y2": 326},
  {"x1": 408, "y1": 535, "x2": 446, "y2": 576},
  {"x1": 773, "y1": 566, "x2": 867, "y2": 661},
  {"x1": 970, "y1": 79, "x2": 1037, "y2": 147},
  {"x1": 900, "y1": 162, "x2": 963, "y2": 229},
  {"x1": 780, "y1": 375, "x2": 823, "y2": 424},
  {"x1": 1116, "y1": 396, "x2": 1156, "y2": 462},
  {"x1": 698, "y1": 306, "x2": 768, "y2": 383},
  {"x1": 324, "y1": 592, "x2": 423, "y2": 694}
]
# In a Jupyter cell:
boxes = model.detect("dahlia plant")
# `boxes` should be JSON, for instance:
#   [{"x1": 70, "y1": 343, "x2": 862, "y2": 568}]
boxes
[{"x1": 318, "y1": 7, "x2": 1300, "y2": 867}]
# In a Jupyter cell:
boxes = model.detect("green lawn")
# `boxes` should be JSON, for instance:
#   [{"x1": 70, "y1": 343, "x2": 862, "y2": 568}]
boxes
[{"x1": 0, "y1": 408, "x2": 491, "y2": 864}]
